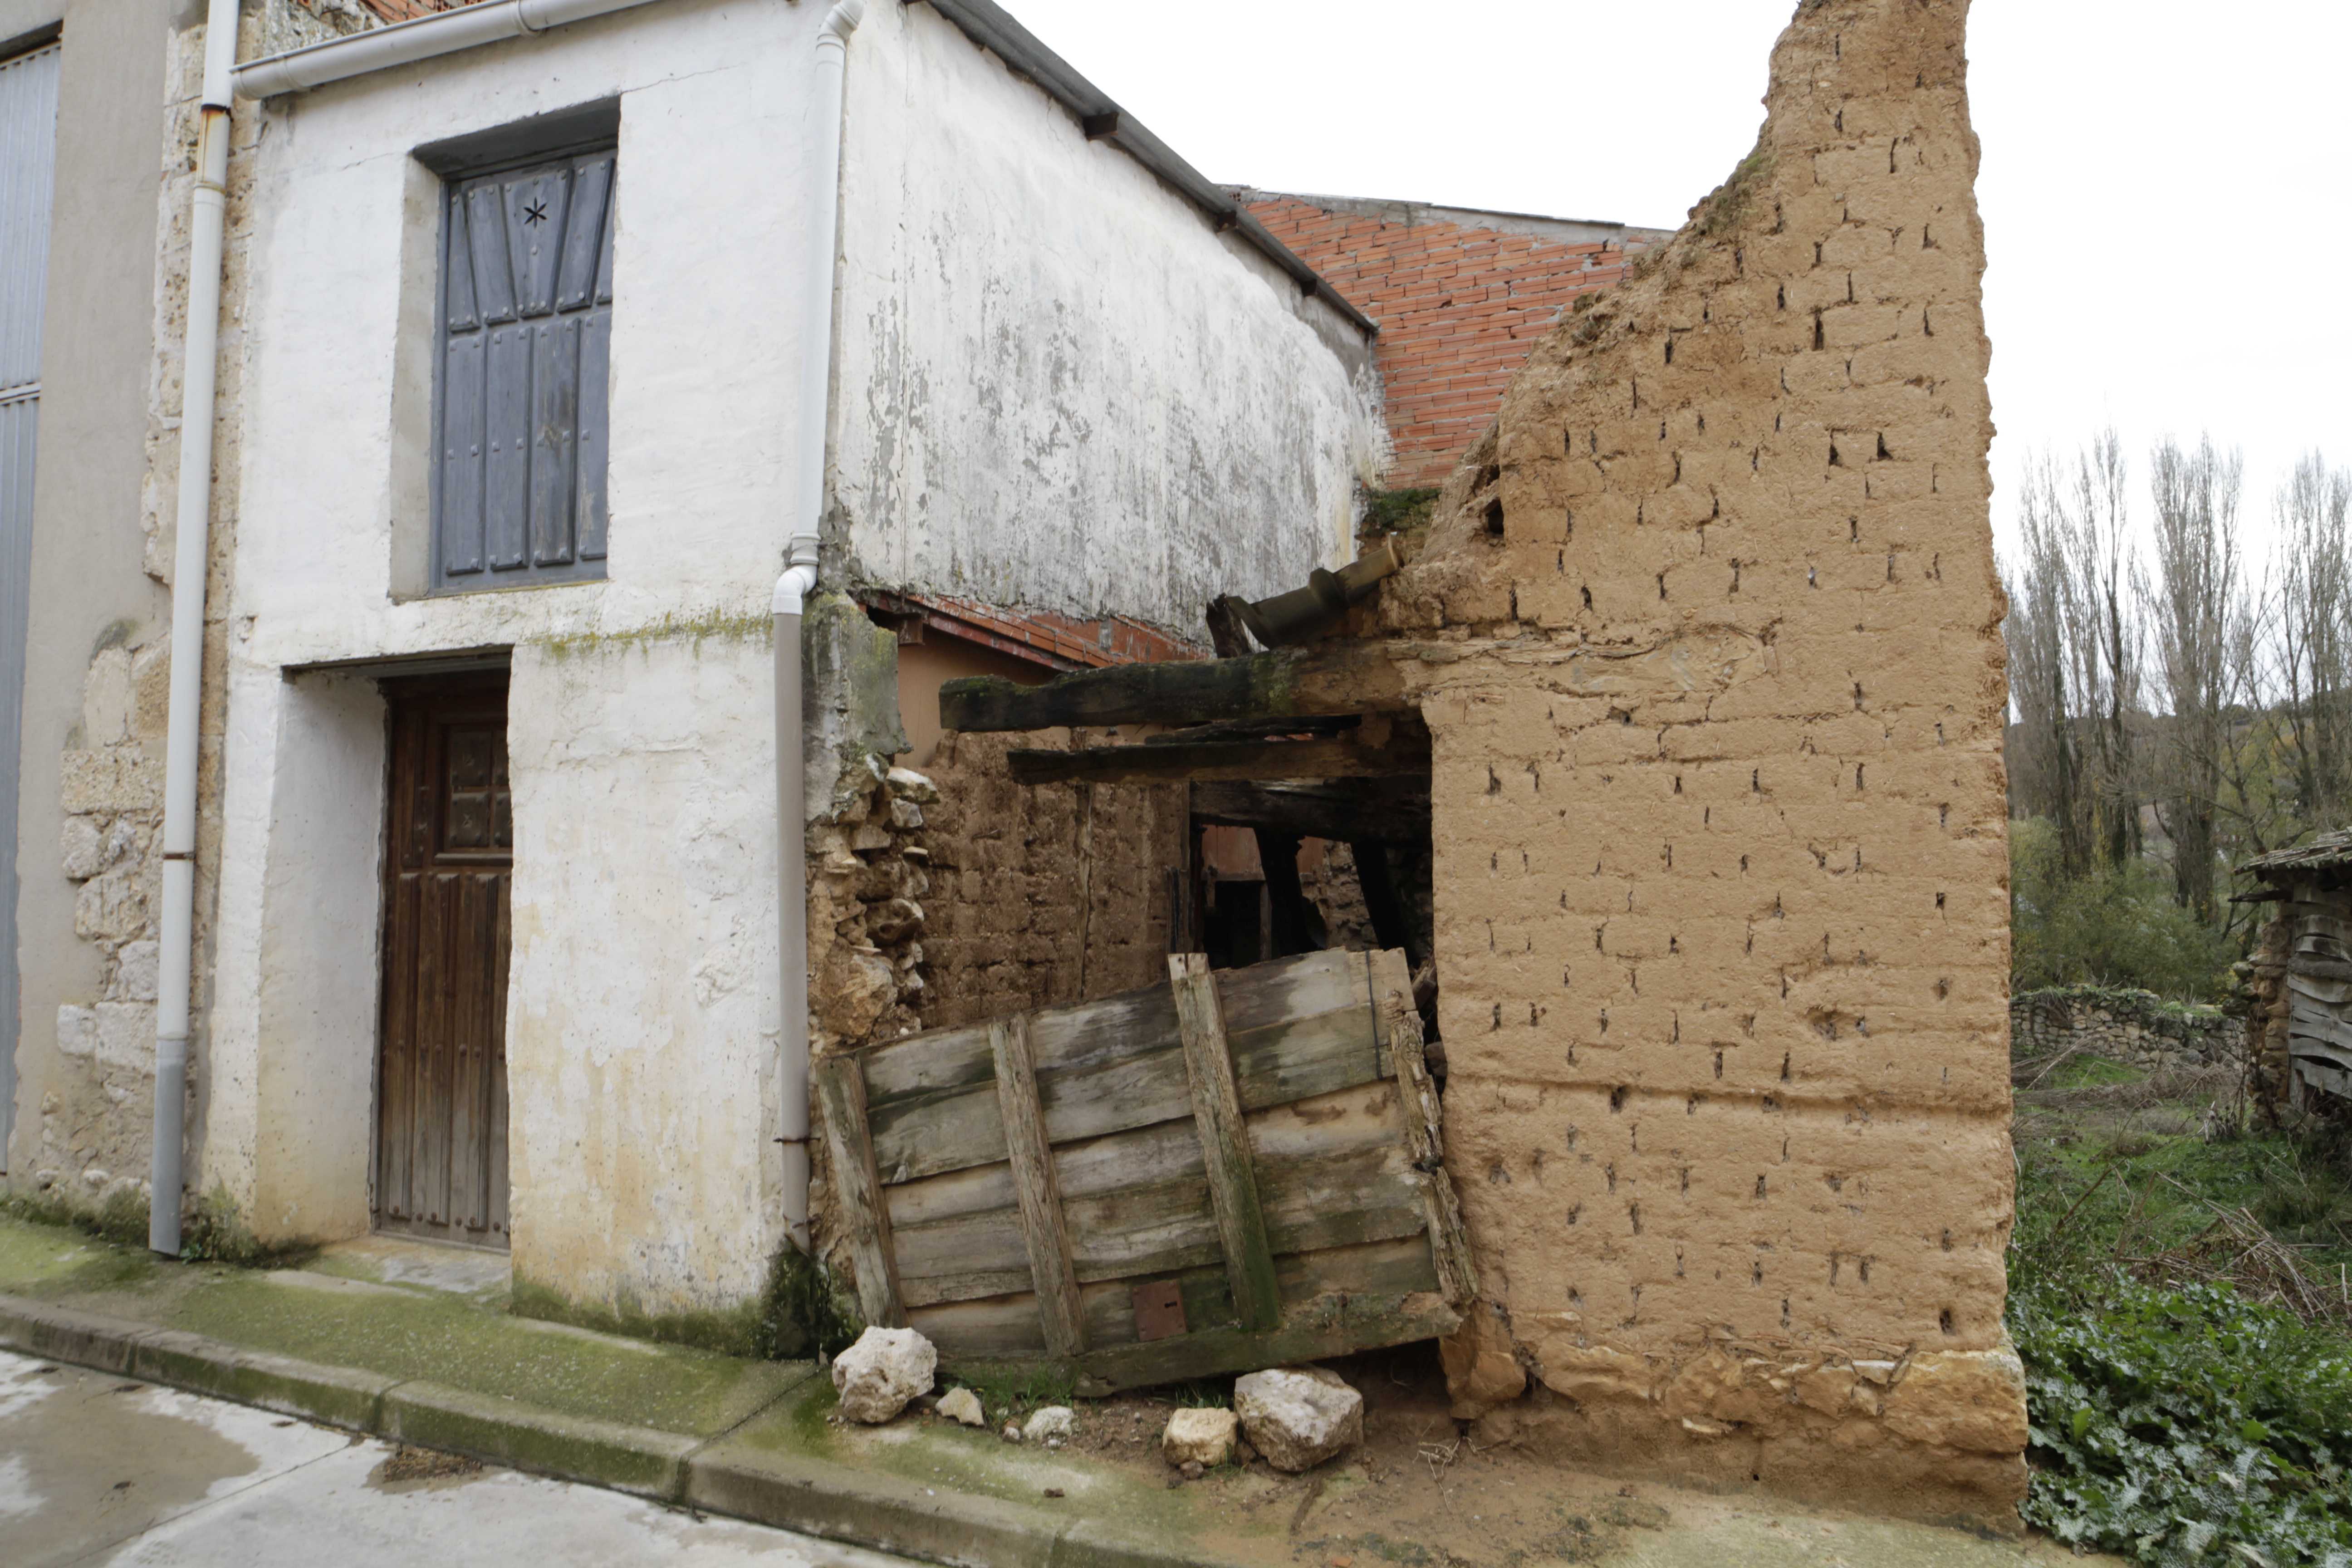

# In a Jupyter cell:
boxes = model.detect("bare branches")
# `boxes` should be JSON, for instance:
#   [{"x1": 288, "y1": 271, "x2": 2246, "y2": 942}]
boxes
[{"x1": 2143, "y1": 435, "x2": 2251, "y2": 924}]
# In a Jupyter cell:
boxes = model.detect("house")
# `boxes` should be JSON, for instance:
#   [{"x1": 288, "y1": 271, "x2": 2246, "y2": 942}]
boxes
[
  {"x1": 9, "y1": 0, "x2": 1382, "y2": 1336},
  {"x1": 0, "y1": 0, "x2": 356, "y2": 1230},
  {"x1": 2241, "y1": 830, "x2": 2352, "y2": 1110},
  {"x1": 5, "y1": 0, "x2": 2026, "y2": 1528}
]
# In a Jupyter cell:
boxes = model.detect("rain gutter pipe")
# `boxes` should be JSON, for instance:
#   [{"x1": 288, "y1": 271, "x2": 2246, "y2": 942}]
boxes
[
  {"x1": 230, "y1": 0, "x2": 673, "y2": 99},
  {"x1": 150, "y1": 0, "x2": 240, "y2": 1255},
  {"x1": 776, "y1": 0, "x2": 863, "y2": 1254}
]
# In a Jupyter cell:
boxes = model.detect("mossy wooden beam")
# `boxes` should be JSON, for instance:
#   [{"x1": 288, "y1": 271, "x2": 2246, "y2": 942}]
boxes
[
  {"x1": 1008, "y1": 733, "x2": 1428, "y2": 787},
  {"x1": 937, "y1": 645, "x2": 1406, "y2": 734}
]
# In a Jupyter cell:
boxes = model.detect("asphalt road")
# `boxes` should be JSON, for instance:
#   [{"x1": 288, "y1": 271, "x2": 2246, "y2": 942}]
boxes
[{"x1": 0, "y1": 1348, "x2": 914, "y2": 1568}]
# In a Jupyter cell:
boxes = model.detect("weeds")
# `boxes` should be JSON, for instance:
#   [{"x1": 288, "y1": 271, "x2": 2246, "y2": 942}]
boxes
[{"x1": 2012, "y1": 1057, "x2": 2352, "y2": 1561}]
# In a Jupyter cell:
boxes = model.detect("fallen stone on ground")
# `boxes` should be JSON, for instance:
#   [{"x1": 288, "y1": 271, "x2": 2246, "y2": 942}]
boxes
[
  {"x1": 829, "y1": 1325, "x2": 935, "y2": 1424},
  {"x1": 937, "y1": 1386, "x2": 984, "y2": 1426},
  {"x1": 1162, "y1": 1406, "x2": 1238, "y2": 1468},
  {"x1": 1023, "y1": 1405, "x2": 1073, "y2": 1444},
  {"x1": 1233, "y1": 1366, "x2": 1362, "y2": 1473}
]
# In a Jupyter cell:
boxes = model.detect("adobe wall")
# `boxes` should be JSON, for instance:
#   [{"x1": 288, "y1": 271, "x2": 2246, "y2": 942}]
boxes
[
  {"x1": 915, "y1": 728, "x2": 1186, "y2": 1030},
  {"x1": 1378, "y1": 0, "x2": 2023, "y2": 1524}
]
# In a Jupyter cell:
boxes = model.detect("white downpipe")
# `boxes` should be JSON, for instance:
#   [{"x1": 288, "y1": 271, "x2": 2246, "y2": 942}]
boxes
[
  {"x1": 775, "y1": 0, "x2": 862, "y2": 1255},
  {"x1": 231, "y1": 0, "x2": 673, "y2": 99},
  {"x1": 150, "y1": 0, "x2": 240, "y2": 1256}
]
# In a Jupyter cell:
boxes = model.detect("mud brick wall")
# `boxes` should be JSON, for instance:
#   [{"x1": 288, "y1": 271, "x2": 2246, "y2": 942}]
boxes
[
  {"x1": 915, "y1": 730, "x2": 1186, "y2": 1029},
  {"x1": 1378, "y1": 0, "x2": 2023, "y2": 1522},
  {"x1": 2010, "y1": 989, "x2": 2229, "y2": 1075}
]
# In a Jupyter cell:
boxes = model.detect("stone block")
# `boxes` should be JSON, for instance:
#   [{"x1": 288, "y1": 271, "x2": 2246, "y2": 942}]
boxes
[{"x1": 59, "y1": 748, "x2": 162, "y2": 814}]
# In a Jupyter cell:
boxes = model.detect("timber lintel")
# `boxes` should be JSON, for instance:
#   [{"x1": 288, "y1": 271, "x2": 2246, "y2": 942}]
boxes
[{"x1": 938, "y1": 642, "x2": 1406, "y2": 734}]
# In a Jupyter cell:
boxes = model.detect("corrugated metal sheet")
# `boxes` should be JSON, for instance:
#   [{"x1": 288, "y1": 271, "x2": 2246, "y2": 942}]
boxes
[
  {"x1": 435, "y1": 149, "x2": 614, "y2": 592},
  {"x1": 0, "y1": 41, "x2": 57, "y2": 1166},
  {"x1": 0, "y1": 44, "x2": 58, "y2": 395}
]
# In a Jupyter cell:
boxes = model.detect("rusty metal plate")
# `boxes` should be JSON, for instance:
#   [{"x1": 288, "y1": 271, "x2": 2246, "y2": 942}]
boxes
[{"x1": 1133, "y1": 1279, "x2": 1187, "y2": 1341}]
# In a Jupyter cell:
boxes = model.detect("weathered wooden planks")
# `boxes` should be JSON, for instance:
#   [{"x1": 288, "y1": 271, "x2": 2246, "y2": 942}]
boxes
[
  {"x1": 826, "y1": 946, "x2": 1472, "y2": 1390},
  {"x1": 1169, "y1": 953, "x2": 1282, "y2": 1333},
  {"x1": 815, "y1": 1054, "x2": 906, "y2": 1330},
  {"x1": 990, "y1": 1016, "x2": 1085, "y2": 1358}
]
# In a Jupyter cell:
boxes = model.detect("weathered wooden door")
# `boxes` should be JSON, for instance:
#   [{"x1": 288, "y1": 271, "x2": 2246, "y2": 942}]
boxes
[{"x1": 375, "y1": 674, "x2": 512, "y2": 1247}]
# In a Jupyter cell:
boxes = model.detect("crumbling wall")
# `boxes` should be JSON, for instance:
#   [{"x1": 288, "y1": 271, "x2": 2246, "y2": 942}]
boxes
[
  {"x1": 1381, "y1": 0, "x2": 2023, "y2": 1523},
  {"x1": 917, "y1": 729, "x2": 1185, "y2": 1029}
]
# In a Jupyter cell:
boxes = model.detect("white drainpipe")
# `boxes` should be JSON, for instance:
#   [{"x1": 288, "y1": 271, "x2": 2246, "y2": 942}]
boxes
[
  {"x1": 149, "y1": 0, "x2": 240, "y2": 1255},
  {"x1": 776, "y1": 0, "x2": 863, "y2": 1255},
  {"x1": 231, "y1": 0, "x2": 675, "y2": 99}
]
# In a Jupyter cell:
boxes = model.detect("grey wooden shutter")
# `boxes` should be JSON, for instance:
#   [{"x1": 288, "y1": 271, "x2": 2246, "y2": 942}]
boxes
[
  {"x1": 0, "y1": 40, "x2": 58, "y2": 1166},
  {"x1": 434, "y1": 149, "x2": 614, "y2": 591}
]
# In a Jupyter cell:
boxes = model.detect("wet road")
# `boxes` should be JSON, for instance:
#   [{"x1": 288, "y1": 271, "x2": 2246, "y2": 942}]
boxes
[{"x1": 0, "y1": 1348, "x2": 911, "y2": 1567}]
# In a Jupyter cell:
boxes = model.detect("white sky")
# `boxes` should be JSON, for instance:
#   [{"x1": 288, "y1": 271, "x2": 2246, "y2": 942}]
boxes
[{"x1": 997, "y1": 0, "x2": 2352, "y2": 559}]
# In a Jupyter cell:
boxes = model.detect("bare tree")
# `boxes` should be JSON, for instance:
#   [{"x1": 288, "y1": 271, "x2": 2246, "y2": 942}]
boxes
[
  {"x1": 2274, "y1": 453, "x2": 2352, "y2": 829},
  {"x1": 2004, "y1": 457, "x2": 2087, "y2": 867},
  {"x1": 2144, "y1": 435, "x2": 2249, "y2": 925},
  {"x1": 2002, "y1": 434, "x2": 2141, "y2": 874}
]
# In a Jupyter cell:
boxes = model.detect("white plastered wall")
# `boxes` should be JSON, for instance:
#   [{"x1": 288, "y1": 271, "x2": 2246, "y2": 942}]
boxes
[
  {"x1": 210, "y1": 0, "x2": 824, "y2": 1312},
  {"x1": 833, "y1": 0, "x2": 1386, "y2": 627},
  {"x1": 206, "y1": 0, "x2": 1384, "y2": 1317}
]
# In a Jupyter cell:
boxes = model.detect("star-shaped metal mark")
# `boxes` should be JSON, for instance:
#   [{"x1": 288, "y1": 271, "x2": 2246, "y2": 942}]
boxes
[{"x1": 522, "y1": 200, "x2": 549, "y2": 226}]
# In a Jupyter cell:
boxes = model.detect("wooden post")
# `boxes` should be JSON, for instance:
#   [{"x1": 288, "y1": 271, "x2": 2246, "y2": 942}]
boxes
[
  {"x1": 813, "y1": 1054, "x2": 906, "y2": 1330},
  {"x1": 990, "y1": 1014, "x2": 1087, "y2": 1359},
  {"x1": 1167, "y1": 953, "x2": 1282, "y2": 1332},
  {"x1": 1383, "y1": 976, "x2": 1476, "y2": 1306}
]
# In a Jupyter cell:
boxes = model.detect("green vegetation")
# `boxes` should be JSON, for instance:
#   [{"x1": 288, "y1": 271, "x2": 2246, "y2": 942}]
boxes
[
  {"x1": 2009, "y1": 1048, "x2": 2352, "y2": 1563},
  {"x1": 2011, "y1": 816, "x2": 2234, "y2": 1000},
  {"x1": 1362, "y1": 487, "x2": 1441, "y2": 542},
  {"x1": 942, "y1": 1360, "x2": 1077, "y2": 1422}
]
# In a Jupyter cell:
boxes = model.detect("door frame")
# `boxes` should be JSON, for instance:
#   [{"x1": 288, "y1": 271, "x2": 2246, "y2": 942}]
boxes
[{"x1": 369, "y1": 666, "x2": 515, "y2": 1250}]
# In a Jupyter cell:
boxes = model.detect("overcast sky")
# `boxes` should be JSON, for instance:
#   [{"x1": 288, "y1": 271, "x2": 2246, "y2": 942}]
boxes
[{"x1": 1000, "y1": 0, "x2": 2350, "y2": 560}]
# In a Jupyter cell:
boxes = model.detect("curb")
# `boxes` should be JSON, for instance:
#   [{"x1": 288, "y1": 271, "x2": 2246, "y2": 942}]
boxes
[{"x1": 0, "y1": 1293, "x2": 1219, "y2": 1568}]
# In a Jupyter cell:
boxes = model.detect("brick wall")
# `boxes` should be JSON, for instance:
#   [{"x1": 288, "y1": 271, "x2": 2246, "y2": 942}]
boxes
[{"x1": 1244, "y1": 192, "x2": 1666, "y2": 490}]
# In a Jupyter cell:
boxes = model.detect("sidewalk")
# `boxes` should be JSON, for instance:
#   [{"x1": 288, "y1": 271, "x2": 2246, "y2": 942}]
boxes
[{"x1": 0, "y1": 1216, "x2": 2110, "y2": 1568}]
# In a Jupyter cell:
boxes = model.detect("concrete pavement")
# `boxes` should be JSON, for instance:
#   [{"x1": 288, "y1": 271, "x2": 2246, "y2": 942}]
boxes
[{"x1": 0, "y1": 1348, "x2": 915, "y2": 1568}]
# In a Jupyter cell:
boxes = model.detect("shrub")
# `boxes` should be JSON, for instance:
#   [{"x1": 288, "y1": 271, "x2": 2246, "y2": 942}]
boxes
[
  {"x1": 2011, "y1": 1265, "x2": 2352, "y2": 1564},
  {"x1": 2011, "y1": 818, "x2": 2234, "y2": 1000}
]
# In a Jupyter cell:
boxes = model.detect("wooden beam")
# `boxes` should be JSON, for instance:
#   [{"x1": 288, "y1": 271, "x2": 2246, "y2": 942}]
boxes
[
  {"x1": 1167, "y1": 953, "x2": 1282, "y2": 1333},
  {"x1": 1258, "y1": 829, "x2": 1313, "y2": 957},
  {"x1": 1189, "y1": 780, "x2": 1427, "y2": 844},
  {"x1": 939, "y1": 644, "x2": 1405, "y2": 734},
  {"x1": 1008, "y1": 735, "x2": 1426, "y2": 786},
  {"x1": 813, "y1": 1054, "x2": 906, "y2": 1330},
  {"x1": 1380, "y1": 954, "x2": 1476, "y2": 1307},
  {"x1": 990, "y1": 1015, "x2": 1087, "y2": 1360}
]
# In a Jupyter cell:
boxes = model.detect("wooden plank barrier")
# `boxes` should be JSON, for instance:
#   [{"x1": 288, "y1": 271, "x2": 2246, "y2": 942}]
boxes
[{"x1": 814, "y1": 946, "x2": 1472, "y2": 1392}]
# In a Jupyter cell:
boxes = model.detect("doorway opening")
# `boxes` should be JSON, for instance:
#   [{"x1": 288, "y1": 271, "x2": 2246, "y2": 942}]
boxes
[{"x1": 372, "y1": 671, "x2": 512, "y2": 1249}]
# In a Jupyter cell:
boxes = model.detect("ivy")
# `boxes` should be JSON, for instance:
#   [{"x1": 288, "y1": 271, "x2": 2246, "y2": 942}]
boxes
[{"x1": 2011, "y1": 1266, "x2": 2352, "y2": 1565}]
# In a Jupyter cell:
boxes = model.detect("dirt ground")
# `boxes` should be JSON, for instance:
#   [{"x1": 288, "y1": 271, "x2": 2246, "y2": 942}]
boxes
[{"x1": 947, "y1": 1343, "x2": 2106, "y2": 1568}]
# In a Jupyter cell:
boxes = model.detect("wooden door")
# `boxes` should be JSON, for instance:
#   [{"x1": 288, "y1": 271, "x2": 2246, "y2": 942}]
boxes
[{"x1": 375, "y1": 673, "x2": 513, "y2": 1247}]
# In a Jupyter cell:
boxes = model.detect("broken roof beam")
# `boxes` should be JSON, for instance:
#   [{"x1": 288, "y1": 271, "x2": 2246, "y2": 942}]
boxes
[
  {"x1": 1007, "y1": 735, "x2": 1426, "y2": 787},
  {"x1": 939, "y1": 645, "x2": 1406, "y2": 734},
  {"x1": 1190, "y1": 780, "x2": 1429, "y2": 844}
]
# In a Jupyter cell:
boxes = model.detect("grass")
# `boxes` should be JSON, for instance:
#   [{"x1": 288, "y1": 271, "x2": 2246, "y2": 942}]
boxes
[{"x1": 2009, "y1": 1048, "x2": 2352, "y2": 1563}]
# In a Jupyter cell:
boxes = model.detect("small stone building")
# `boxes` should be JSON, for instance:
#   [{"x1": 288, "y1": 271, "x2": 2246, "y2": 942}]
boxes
[{"x1": 2241, "y1": 830, "x2": 2352, "y2": 1110}]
